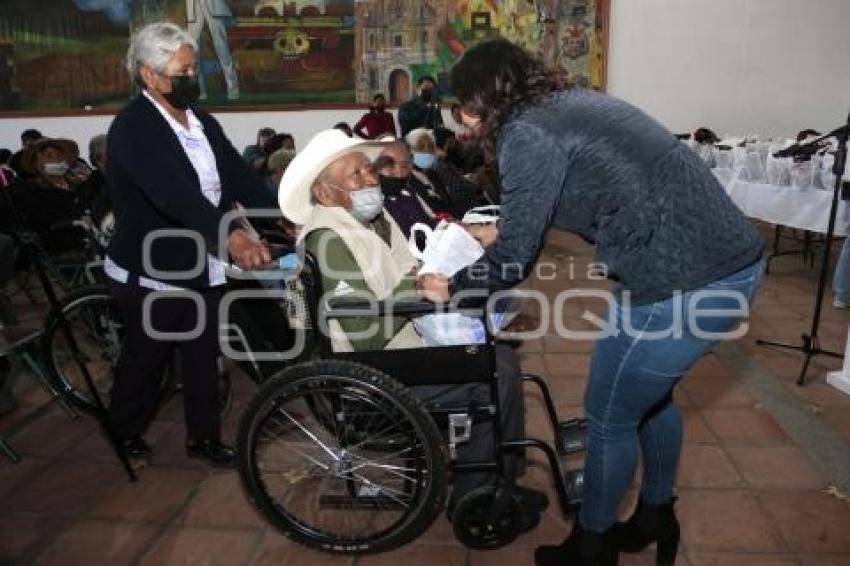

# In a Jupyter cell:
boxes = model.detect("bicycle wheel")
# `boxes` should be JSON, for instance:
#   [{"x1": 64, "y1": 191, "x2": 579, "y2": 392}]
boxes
[
  {"x1": 238, "y1": 360, "x2": 446, "y2": 554},
  {"x1": 41, "y1": 286, "x2": 124, "y2": 414}
]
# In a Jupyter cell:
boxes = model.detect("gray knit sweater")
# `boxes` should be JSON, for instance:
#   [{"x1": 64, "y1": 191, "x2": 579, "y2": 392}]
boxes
[{"x1": 453, "y1": 89, "x2": 764, "y2": 305}]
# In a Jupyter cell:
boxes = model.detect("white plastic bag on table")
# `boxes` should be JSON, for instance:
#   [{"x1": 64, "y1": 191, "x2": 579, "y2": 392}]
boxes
[
  {"x1": 766, "y1": 143, "x2": 792, "y2": 186},
  {"x1": 742, "y1": 152, "x2": 766, "y2": 182},
  {"x1": 820, "y1": 153, "x2": 836, "y2": 190},
  {"x1": 791, "y1": 161, "x2": 813, "y2": 189},
  {"x1": 715, "y1": 149, "x2": 734, "y2": 170}
]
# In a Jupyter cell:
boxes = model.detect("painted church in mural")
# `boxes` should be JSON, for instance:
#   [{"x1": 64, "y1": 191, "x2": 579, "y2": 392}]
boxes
[{"x1": 0, "y1": 0, "x2": 607, "y2": 111}]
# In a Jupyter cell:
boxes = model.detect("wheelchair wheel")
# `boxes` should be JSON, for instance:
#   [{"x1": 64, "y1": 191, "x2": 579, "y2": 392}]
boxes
[
  {"x1": 238, "y1": 360, "x2": 446, "y2": 554},
  {"x1": 451, "y1": 486, "x2": 523, "y2": 550},
  {"x1": 42, "y1": 286, "x2": 124, "y2": 414},
  {"x1": 43, "y1": 286, "x2": 232, "y2": 416}
]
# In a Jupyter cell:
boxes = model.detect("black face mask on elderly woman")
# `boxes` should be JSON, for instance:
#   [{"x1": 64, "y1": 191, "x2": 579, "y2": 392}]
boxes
[{"x1": 162, "y1": 74, "x2": 201, "y2": 110}]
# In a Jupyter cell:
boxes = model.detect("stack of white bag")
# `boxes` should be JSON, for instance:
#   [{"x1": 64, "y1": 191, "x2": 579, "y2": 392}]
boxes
[
  {"x1": 705, "y1": 134, "x2": 840, "y2": 190},
  {"x1": 408, "y1": 220, "x2": 522, "y2": 346}
]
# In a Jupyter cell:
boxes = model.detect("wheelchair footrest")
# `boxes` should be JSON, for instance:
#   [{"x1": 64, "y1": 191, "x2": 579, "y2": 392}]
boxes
[
  {"x1": 556, "y1": 418, "x2": 588, "y2": 455},
  {"x1": 564, "y1": 468, "x2": 584, "y2": 508}
]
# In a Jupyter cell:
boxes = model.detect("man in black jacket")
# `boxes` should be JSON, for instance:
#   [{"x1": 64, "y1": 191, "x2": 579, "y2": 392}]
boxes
[
  {"x1": 106, "y1": 22, "x2": 278, "y2": 466},
  {"x1": 397, "y1": 75, "x2": 443, "y2": 138}
]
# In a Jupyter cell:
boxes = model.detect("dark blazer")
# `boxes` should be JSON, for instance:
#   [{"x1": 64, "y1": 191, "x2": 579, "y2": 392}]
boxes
[{"x1": 106, "y1": 95, "x2": 279, "y2": 288}]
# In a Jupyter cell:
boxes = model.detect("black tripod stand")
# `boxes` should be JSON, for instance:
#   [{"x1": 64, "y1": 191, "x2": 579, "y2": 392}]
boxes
[{"x1": 756, "y1": 115, "x2": 850, "y2": 386}]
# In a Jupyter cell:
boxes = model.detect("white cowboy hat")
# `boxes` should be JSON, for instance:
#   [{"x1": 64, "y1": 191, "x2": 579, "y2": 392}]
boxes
[{"x1": 278, "y1": 129, "x2": 390, "y2": 224}]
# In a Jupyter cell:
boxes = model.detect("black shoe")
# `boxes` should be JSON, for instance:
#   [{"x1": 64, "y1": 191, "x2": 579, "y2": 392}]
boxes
[
  {"x1": 118, "y1": 436, "x2": 151, "y2": 458},
  {"x1": 535, "y1": 521, "x2": 618, "y2": 566},
  {"x1": 186, "y1": 439, "x2": 236, "y2": 467},
  {"x1": 611, "y1": 497, "x2": 680, "y2": 565}
]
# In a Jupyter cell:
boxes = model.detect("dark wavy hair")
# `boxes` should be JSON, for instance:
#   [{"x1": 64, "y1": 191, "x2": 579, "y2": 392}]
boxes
[{"x1": 450, "y1": 39, "x2": 562, "y2": 164}]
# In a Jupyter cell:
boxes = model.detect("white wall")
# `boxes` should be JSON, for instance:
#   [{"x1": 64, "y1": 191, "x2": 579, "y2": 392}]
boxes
[
  {"x1": 607, "y1": 0, "x2": 850, "y2": 138},
  {"x1": 2, "y1": 0, "x2": 849, "y2": 154}
]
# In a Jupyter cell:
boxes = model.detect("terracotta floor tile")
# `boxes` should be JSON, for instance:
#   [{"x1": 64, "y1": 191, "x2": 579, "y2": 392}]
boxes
[
  {"x1": 4, "y1": 458, "x2": 125, "y2": 516},
  {"x1": 542, "y1": 335, "x2": 595, "y2": 353},
  {"x1": 676, "y1": 444, "x2": 744, "y2": 488},
  {"x1": 355, "y1": 542, "x2": 466, "y2": 566},
  {"x1": 541, "y1": 374, "x2": 586, "y2": 407},
  {"x1": 518, "y1": 353, "x2": 547, "y2": 378},
  {"x1": 783, "y1": 380, "x2": 850, "y2": 409},
  {"x1": 29, "y1": 519, "x2": 159, "y2": 566},
  {"x1": 0, "y1": 455, "x2": 50, "y2": 500},
  {"x1": 686, "y1": 355, "x2": 734, "y2": 381},
  {"x1": 680, "y1": 379, "x2": 756, "y2": 408},
  {"x1": 681, "y1": 408, "x2": 717, "y2": 444},
  {"x1": 686, "y1": 552, "x2": 797, "y2": 565},
  {"x1": 180, "y1": 470, "x2": 264, "y2": 530},
  {"x1": 6, "y1": 412, "x2": 96, "y2": 458},
  {"x1": 249, "y1": 530, "x2": 353, "y2": 566},
  {"x1": 725, "y1": 446, "x2": 829, "y2": 490},
  {"x1": 677, "y1": 490, "x2": 783, "y2": 552},
  {"x1": 0, "y1": 513, "x2": 69, "y2": 564},
  {"x1": 759, "y1": 490, "x2": 850, "y2": 553},
  {"x1": 700, "y1": 408, "x2": 789, "y2": 446},
  {"x1": 619, "y1": 550, "x2": 688, "y2": 566},
  {"x1": 544, "y1": 353, "x2": 591, "y2": 377},
  {"x1": 820, "y1": 407, "x2": 850, "y2": 441},
  {"x1": 799, "y1": 554, "x2": 850, "y2": 565},
  {"x1": 147, "y1": 423, "x2": 208, "y2": 469},
  {"x1": 88, "y1": 467, "x2": 205, "y2": 523},
  {"x1": 139, "y1": 527, "x2": 261, "y2": 566}
]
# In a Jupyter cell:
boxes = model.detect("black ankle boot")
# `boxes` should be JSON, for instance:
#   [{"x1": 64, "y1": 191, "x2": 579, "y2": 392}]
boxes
[
  {"x1": 612, "y1": 497, "x2": 680, "y2": 565},
  {"x1": 535, "y1": 521, "x2": 618, "y2": 566}
]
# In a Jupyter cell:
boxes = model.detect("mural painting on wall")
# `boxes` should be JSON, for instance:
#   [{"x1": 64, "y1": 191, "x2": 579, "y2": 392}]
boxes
[{"x1": 0, "y1": 0, "x2": 608, "y2": 112}]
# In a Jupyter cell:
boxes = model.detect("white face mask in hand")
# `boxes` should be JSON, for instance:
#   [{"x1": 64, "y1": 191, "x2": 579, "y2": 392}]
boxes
[{"x1": 348, "y1": 186, "x2": 384, "y2": 223}]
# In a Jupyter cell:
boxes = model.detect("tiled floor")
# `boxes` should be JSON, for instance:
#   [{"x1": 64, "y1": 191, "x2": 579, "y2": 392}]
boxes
[{"x1": 1, "y1": 225, "x2": 849, "y2": 565}]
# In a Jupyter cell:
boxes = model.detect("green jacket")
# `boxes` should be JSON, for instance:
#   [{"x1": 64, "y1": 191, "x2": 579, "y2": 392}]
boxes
[{"x1": 304, "y1": 215, "x2": 416, "y2": 351}]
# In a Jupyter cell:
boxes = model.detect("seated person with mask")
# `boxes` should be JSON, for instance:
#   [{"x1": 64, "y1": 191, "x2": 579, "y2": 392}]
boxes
[
  {"x1": 278, "y1": 129, "x2": 547, "y2": 526},
  {"x1": 406, "y1": 127, "x2": 477, "y2": 218},
  {"x1": 377, "y1": 141, "x2": 453, "y2": 235}
]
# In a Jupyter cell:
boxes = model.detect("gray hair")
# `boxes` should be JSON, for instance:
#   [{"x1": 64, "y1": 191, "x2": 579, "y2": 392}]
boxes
[
  {"x1": 126, "y1": 22, "x2": 197, "y2": 87},
  {"x1": 88, "y1": 134, "x2": 107, "y2": 167},
  {"x1": 404, "y1": 128, "x2": 435, "y2": 148}
]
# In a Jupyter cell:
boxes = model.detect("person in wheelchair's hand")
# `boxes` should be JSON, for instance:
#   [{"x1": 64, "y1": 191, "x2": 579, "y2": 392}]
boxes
[{"x1": 278, "y1": 128, "x2": 547, "y2": 529}]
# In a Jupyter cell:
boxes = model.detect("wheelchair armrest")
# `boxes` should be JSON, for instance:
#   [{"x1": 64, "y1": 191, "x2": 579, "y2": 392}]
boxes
[{"x1": 324, "y1": 298, "x2": 487, "y2": 319}]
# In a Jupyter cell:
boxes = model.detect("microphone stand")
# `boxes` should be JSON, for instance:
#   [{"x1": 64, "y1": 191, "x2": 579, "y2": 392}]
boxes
[
  {"x1": 1, "y1": 188, "x2": 137, "y2": 480},
  {"x1": 756, "y1": 116, "x2": 850, "y2": 386}
]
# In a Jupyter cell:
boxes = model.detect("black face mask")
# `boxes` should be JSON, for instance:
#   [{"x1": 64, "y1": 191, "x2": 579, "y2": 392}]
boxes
[
  {"x1": 420, "y1": 88, "x2": 434, "y2": 103},
  {"x1": 163, "y1": 74, "x2": 201, "y2": 110},
  {"x1": 380, "y1": 174, "x2": 408, "y2": 196}
]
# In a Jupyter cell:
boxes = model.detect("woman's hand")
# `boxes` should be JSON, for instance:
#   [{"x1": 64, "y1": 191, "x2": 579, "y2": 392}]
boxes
[
  {"x1": 416, "y1": 272, "x2": 450, "y2": 303},
  {"x1": 228, "y1": 228, "x2": 271, "y2": 270},
  {"x1": 464, "y1": 223, "x2": 499, "y2": 247}
]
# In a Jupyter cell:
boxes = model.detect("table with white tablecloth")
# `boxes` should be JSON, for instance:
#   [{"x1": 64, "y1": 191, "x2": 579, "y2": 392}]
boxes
[
  {"x1": 712, "y1": 169, "x2": 848, "y2": 271},
  {"x1": 713, "y1": 169, "x2": 848, "y2": 236}
]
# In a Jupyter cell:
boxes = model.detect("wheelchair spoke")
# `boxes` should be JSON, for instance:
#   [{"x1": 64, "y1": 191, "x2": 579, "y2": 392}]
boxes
[{"x1": 248, "y1": 371, "x2": 443, "y2": 549}]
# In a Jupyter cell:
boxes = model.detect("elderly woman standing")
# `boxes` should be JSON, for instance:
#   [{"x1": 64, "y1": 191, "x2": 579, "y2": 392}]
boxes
[{"x1": 105, "y1": 22, "x2": 277, "y2": 465}]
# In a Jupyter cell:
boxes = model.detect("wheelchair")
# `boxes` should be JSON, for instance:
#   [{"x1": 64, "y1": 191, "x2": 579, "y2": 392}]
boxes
[{"x1": 232, "y1": 249, "x2": 589, "y2": 554}]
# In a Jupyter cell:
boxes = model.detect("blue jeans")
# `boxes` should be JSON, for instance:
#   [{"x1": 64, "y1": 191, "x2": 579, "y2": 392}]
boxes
[
  {"x1": 832, "y1": 236, "x2": 850, "y2": 302},
  {"x1": 579, "y1": 260, "x2": 764, "y2": 532}
]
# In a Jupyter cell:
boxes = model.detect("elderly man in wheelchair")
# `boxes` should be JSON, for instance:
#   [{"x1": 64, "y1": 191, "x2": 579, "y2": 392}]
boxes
[{"x1": 235, "y1": 129, "x2": 584, "y2": 554}]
